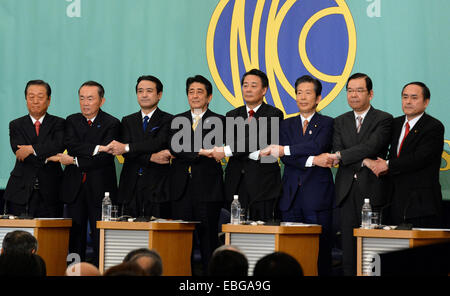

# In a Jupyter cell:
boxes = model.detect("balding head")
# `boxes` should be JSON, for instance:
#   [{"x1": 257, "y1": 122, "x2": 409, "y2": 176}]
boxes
[{"x1": 65, "y1": 262, "x2": 101, "y2": 276}]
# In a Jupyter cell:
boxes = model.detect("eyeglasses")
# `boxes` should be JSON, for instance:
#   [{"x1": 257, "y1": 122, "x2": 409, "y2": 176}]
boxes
[{"x1": 347, "y1": 88, "x2": 368, "y2": 94}]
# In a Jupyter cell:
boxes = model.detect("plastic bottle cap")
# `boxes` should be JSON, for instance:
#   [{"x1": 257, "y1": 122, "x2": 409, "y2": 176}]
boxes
[
  {"x1": 364, "y1": 198, "x2": 370, "y2": 203},
  {"x1": 233, "y1": 195, "x2": 238, "y2": 200}
]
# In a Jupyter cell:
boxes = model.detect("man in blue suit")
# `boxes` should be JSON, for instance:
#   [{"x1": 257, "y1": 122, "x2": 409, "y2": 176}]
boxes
[{"x1": 261, "y1": 75, "x2": 335, "y2": 275}]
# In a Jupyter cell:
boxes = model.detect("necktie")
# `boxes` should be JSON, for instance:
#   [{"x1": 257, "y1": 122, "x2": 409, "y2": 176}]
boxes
[
  {"x1": 34, "y1": 121, "x2": 41, "y2": 136},
  {"x1": 87, "y1": 119, "x2": 93, "y2": 127},
  {"x1": 356, "y1": 116, "x2": 363, "y2": 133},
  {"x1": 143, "y1": 115, "x2": 149, "y2": 132},
  {"x1": 397, "y1": 121, "x2": 410, "y2": 157},
  {"x1": 192, "y1": 115, "x2": 200, "y2": 131},
  {"x1": 302, "y1": 120, "x2": 309, "y2": 135},
  {"x1": 248, "y1": 109, "x2": 255, "y2": 121}
]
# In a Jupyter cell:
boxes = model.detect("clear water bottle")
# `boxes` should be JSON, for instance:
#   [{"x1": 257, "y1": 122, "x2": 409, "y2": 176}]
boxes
[
  {"x1": 102, "y1": 192, "x2": 112, "y2": 221},
  {"x1": 230, "y1": 195, "x2": 241, "y2": 225},
  {"x1": 361, "y1": 198, "x2": 372, "y2": 229}
]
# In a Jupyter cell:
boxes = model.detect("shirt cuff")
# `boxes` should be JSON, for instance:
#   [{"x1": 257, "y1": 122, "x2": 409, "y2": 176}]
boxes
[
  {"x1": 125, "y1": 144, "x2": 130, "y2": 153},
  {"x1": 93, "y1": 145, "x2": 100, "y2": 156},
  {"x1": 249, "y1": 150, "x2": 260, "y2": 160},
  {"x1": 224, "y1": 145, "x2": 233, "y2": 157},
  {"x1": 284, "y1": 146, "x2": 291, "y2": 156},
  {"x1": 74, "y1": 156, "x2": 79, "y2": 167},
  {"x1": 305, "y1": 156, "x2": 314, "y2": 167}
]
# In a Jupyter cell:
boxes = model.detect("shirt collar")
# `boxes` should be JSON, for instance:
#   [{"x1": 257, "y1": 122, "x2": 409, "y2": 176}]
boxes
[
  {"x1": 404, "y1": 112, "x2": 424, "y2": 129},
  {"x1": 300, "y1": 112, "x2": 315, "y2": 124},
  {"x1": 191, "y1": 109, "x2": 207, "y2": 119},
  {"x1": 353, "y1": 105, "x2": 371, "y2": 120},
  {"x1": 246, "y1": 103, "x2": 262, "y2": 115},
  {"x1": 30, "y1": 114, "x2": 45, "y2": 124},
  {"x1": 141, "y1": 108, "x2": 157, "y2": 120}
]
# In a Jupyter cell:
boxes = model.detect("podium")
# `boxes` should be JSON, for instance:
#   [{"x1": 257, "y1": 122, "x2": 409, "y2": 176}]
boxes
[
  {"x1": 97, "y1": 221, "x2": 196, "y2": 275},
  {"x1": 0, "y1": 219, "x2": 72, "y2": 276},
  {"x1": 354, "y1": 228, "x2": 450, "y2": 276},
  {"x1": 222, "y1": 224, "x2": 321, "y2": 276}
]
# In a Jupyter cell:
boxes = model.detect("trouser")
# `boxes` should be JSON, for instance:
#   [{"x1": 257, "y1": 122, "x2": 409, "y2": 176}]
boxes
[
  {"x1": 171, "y1": 181, "x2": 222, "y2": 275},
  {"x1": 281, "y1": 203, "x2": 333, "y2": 276},
  {"x1": 66, "y1": 182, "x2": 100, "y2": 265},
  {"x1": 8, "y1": 189, "x2": 62, "y2": 218}
]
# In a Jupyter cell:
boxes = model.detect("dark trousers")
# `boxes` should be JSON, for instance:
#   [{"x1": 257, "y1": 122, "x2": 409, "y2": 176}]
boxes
[
  {"x1": 8, "y1": 189, "x2": 62, "y2": 218},
  {"x1": 339, "y1": 180, "x2": 365, "y2": 276},
  {"x1": 237, "y1": 175, "x2": 277, "y2": 222},
  {"x1": 171, "y1": 181, "x2": 222, "y2": 275},
  {"x1": 122, "y1": 175, "x2": 170, "y2": 219},
  {"x1": 66, "y1": 182, "x2": 100, "y2": 264},
  {"x1": 281, "y1": 200, "x2": 333, "y2": 276}
]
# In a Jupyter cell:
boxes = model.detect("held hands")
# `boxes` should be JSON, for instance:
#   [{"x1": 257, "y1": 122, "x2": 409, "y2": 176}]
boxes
[
  {"x1": 363, "y1": 157, "x2": 389, "y2": 177},
  {"x1": 15, "y1": 145, "x2": 34, "y2": 161},
  {"x1": 199, "y1": 146, "x2": 225, "y2": 162},
  {"x1": 260, "y1": 144, "x2": 285, "y2": 158},
  {"x1": 150, "y1": 149, "x2": 174, "y2": 164},
  {"x1": 313, "y1": 153, "x2": 335, "y2": 168},
  {"x1": 102, "y1": 140, "x2": 126, "y2": 155},
  {"x1": 58, "y1": 153, "x2": 75, "y2": 166}
]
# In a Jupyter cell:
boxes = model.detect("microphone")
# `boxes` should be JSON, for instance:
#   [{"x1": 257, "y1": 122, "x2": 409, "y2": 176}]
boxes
[
  {"x1": 135, "y1": 198, "x2": 150, "y2": 222},
  {"x1": 397, "y1": 199, "x2": 413, "y2": 230}
]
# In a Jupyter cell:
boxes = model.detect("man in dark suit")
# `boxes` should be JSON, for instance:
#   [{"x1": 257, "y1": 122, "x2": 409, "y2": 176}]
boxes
[
  {"x1": 168, "y1": 75, "x2": 225, "y2": 275},
  {"x1": 210, "y1": 69, "x2": 284, "y2": 221},
  {"x1": 261, "y1": 75, "x2": 335, "y2": 275},
  {"x1": 363, "y1": 82, "x2": 444, "y2": 228},
  {"x1": 58, "y1": 81, "x2": 120, "y2": 263},
  {"x1": 330, "y1": 73, "x2": 393, "y2": 276},
  {"x1": 4, "y1": 80, "x2": 64, "y2": 218},
  {"x1": 106, "y1": 75, "x2": 173, "y2": 219}
]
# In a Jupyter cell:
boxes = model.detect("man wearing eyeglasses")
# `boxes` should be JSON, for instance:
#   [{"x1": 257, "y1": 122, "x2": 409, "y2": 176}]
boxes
[{"x1": 329, "y1": 73, "x2": 393, "y2": 276}]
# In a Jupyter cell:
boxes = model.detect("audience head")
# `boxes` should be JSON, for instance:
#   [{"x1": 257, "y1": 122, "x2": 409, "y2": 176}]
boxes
[
  {"x1": 123, "y1": 248, "x2": 163, "y2": 276},
  {"x1": 0, "y1": 253, "x2": 46, "y2": 276},
  {"x1": 208, "y1": 245, "x2": 248, "y2": 276},
  {"x1": 103, "y1": 261, "x2": 148, "y2": 276},
  {"x1": 1, "y1": 230, "x2": 38, "y2": 255},
  {"x1": 253, "y1": 252, "x2": 303, "y2": 277},
  {"x1": 65, "y1": 262, "x2": 101, "y2": 276}
]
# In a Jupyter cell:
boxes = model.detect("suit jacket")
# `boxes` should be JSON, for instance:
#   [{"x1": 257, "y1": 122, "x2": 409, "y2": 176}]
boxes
[
  {"x1": 4, "y1": 113, "x2": 65, "y2": 206},
  {"x1": 60, "y1": 109, "x2": 120, "y2": 204},
  {"x1": 333, "y1": 106, "x2": 393, "y2": 207},
  {"x1": 279, "y1": 113, "x2": 335, "y2": 212},
  {"x1": 386, "y1": 113, "x2": 444, "y2": 220},
  {"x1": 117, "y1": 108, "x2": 173, "y2": 205},
  {"x1": 224, "y1": 102, "x2": 284, "y2": 205},
  {"x1": 168, "y1": 109, "x2": 225, "y2": 203}
]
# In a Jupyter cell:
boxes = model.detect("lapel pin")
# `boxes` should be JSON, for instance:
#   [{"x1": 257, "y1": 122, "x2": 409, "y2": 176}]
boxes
[{"x1": 309, "y1": 130, "x2": 312, "y2": 135}]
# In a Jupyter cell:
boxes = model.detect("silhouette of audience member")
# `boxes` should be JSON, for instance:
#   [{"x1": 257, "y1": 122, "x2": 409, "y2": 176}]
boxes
[
  {"x1": 208, "y1": 245, "x2": 248, "y2": 276},
  {"x1": 1, "y1": 230, "x2": 38, "y2": 255},
  {"x1": 253, "y1": 252, "x2": 303, "y2": 276},
  {"x1": 123, "y1": 248, "x2": 163, "y2": 276},
  {"x1": 103, "y1": 261, "x2": 148, "y2": 276},
  {"x1": 0, "y1": 253, "x2": 46, "y2": 276},
  {"x1": 65, "y1": 262, "x2": 101, "y2": 276}
]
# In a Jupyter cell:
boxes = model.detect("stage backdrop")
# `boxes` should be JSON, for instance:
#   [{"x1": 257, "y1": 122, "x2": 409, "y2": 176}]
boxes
[{"x1": 0, "y1": 0, "x2": 449, "y2": 200}]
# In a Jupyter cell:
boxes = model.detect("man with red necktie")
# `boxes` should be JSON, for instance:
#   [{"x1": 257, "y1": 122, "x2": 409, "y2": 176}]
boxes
[
  {"x1": 58, "y1": 81, "x2": 120, "y2": 264},
  {"x1": 364, "y1": 82, "x2": 444, "y2": 228},
  {"x1": 4, "y1": 80, "x2": 65, "y2": 218}
]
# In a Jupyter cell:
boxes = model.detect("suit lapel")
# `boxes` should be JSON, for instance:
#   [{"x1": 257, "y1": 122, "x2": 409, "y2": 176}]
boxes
[
  {"x1": 402, "y1": 113, "x2": 427, "y2": 149},
  {"x1": 37, "y1": 114, "x2": 52, "y2": 141},
  {"x1": 23, "y1": 116, "x2": 37, "y2": 141},
  {"x1": 146, "y1": 108, "x2": 163, "y2": 136},
  {"x1": 357, "y1": 107, "x2": 375, "y2": 138}
]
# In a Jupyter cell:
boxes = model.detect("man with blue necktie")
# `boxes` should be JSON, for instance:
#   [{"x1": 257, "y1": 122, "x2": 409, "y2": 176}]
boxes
[{"x1": 106, "y1": 75, "x2": 173, "y2": 219}]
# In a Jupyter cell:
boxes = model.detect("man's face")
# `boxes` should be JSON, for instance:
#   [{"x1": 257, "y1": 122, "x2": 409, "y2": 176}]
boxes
[
  {"x1": 296, "y1": 82, "x2": 321, "y2": 114},
  {"x1": 26, "y1": 84, "x2": 50, "y2": 119},
  {"x1": 137, "y1": 80, "x2": 161, "y2": 111},
  {"x1": 79, "y1": 85, "x2": 104, "y2": 119},
  {"x1": 242, "y1": 75, "x2": 267, "y2": 106},
  {"x1": 401, "y1": 84, "x2": 429, "y2": 120},
  {"x1": 187, "y1": 82, "x2": 212, "y2": 113},
  {"x1": 346, "y1": 77, "x2": 373, "y2": 112}
]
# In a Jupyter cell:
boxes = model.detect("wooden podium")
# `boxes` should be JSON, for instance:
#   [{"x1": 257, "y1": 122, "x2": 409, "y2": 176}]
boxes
[
  {"x1": 97, "y1": 221, "x2": 196, "y2": 276},
  {"x1": 222, "y1": 223, "x2": 321, "y2": 276},
  {"x1": 0, "y1": 219, "x2": 72, "y2": 276},
  {"x1": 354, "y1": 228, "x2": 450, "y2": 276}
]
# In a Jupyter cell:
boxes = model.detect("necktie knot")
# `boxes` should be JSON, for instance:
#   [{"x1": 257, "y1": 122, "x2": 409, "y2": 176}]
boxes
[
  {"x1": 87, "y1": 120, "x2": 93, "y2": 126},
  {"x1": 356, "y1": 116, "x2": 363, "y2": 133},
  {"x1": 248, "y1": 110, "x2": 255, "y2": 118},
  {"x1": 34, "y1": 121, "x2": 41, "y2": 136},
  {"x1": 143, "y1": 115, "x2": 149, "y2": 131},
  {"x1": 302, "y1": 119, "x2": 309, "y2": 135},
  {"x1": 192, "y1": 115, "x2": 200, "y2": 130}
]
